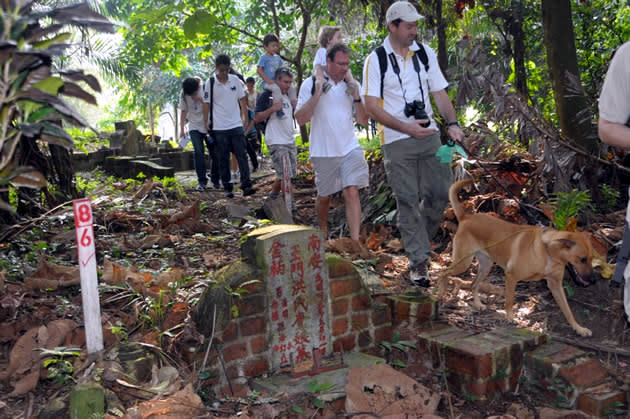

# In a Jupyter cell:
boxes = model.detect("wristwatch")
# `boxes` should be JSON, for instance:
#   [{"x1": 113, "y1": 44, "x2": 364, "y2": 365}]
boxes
[
  {"x1": 446, "y1": 121, "x2": 459, "y2": 127},
  {"x1": 353, "y1": 98, "x2": 361, "y2": 103}
]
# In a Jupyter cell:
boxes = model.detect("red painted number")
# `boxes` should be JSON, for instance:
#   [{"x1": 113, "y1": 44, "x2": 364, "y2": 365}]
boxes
[
  {"x1": 80, "y1": 228, "x2": 92, "y2": 247},
  {"x1": 77, "y1": 204, "x2": 91, "y2": 223}
]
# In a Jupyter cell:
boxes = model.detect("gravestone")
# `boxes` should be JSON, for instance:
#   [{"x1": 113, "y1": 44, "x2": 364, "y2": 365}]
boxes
[{"x1": 243, "y1": 225, "x2": 331, "y2": 369}]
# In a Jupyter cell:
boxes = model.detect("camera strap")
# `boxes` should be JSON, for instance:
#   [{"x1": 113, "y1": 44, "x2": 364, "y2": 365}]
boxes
[{"x1": 387, "y1": 51, "x2": 426, "y2": 104}]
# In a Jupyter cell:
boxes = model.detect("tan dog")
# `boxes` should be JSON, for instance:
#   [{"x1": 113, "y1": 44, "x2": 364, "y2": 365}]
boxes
[{"x1": 438, "y1": 179, "x2": 595, "y2": 336}]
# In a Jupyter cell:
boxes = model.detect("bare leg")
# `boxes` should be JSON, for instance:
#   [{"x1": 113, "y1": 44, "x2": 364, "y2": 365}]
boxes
[
  {"x1": 342, "y1": 186, "x2": 361, "y2": 241},
  {"x1": 316, "y1": 195, "x2": 330, "y2": 238}
]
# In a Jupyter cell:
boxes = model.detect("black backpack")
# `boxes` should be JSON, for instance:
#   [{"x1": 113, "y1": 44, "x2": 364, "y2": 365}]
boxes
[{"x1": 374, "y1": 41, "x2": 429, "y2": 98}]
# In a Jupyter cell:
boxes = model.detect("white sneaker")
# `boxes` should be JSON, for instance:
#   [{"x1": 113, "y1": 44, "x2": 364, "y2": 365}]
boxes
[{"x1": 230, "y1": 171, "x2": 239, "y2": 184}]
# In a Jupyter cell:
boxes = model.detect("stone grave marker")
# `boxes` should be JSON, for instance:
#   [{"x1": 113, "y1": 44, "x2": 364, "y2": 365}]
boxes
[{"x1": 244, "y1": 225, "x2": 331, "y2": 369}]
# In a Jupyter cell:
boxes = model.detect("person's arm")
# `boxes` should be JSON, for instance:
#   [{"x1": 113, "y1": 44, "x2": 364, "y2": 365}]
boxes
[
  {"x1": 254, "y1": 100, "x2": 282, "y2": 123},
  {"x1": 239, "y1": 96, "x2": 248, "y2": 128},
  {"x1": 179, "y1": 109, "x2": 187, "y2": 138},
  {"x1": 295, "y1": 82, "x2": 323, "y2": 126},
  {"x1": 203, "y1": 103, "x2": 210, "y2": 130},
  {"x1": 599, "y1": 118, "x2": 630, "y2": 149},
  {"x1": 432, "y1": 89, "x2": 465, "y2": 143},
  {"x1": 351, "y1": 89, "x2": 368, "y2": 126},
  {"x1": 257, "y1": 66, "x2": 274, "y2": 86}
]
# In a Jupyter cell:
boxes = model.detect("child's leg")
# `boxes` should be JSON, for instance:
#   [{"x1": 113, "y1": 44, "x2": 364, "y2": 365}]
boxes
[
  {"x1": 268, "y1": 83, "x2": 285, "y2": 117},
  {"x1": 288, "y1": 86, "x2": 297, "y2": 108}
]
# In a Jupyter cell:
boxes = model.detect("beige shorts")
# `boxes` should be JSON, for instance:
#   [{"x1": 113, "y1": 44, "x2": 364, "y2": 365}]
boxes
[
  {"x1": 269, "y1": 144, "x2": 297, "y2": 178},
  {"x1": 310, "y1": 147, "x2": 369, "y2": 196}
]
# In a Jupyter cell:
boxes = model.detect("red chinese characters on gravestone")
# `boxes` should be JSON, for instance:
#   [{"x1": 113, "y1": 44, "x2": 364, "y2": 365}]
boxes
[
  {"x1": 269, "y1": 240, "x2": 291, "y2": 365},
  {"x1": 290, "y1": 244, "x2": 310, "y2": 362},
  {"x1": 309, "y1": 234, "x2": 327, "y2": 347}
]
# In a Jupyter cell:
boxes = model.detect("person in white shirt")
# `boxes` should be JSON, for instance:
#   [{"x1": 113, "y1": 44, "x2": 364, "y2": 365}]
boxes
[
  {"x1": 296, "y1": 43, "x2": 369, "y2": 247},
  {"x1": 362, "y1": 1, "x2": 464, "y2": 287},
  {"x1": 598, "y1": 40, "x2": 630, "y2": 318},
  {"x1": 203, "y1": 54, "x2": 257, "y2": 198},
  {"x1": 254, "y1": 67, "x2": 296, "y2": 210},
  {"x1": 179, "y1": 77, "x2": 219, "y2": 190}
]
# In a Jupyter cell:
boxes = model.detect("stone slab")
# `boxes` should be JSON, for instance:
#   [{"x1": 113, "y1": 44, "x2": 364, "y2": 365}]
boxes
[{"x1": 251, "y1": 352, "x2": 384, "y2": 401}]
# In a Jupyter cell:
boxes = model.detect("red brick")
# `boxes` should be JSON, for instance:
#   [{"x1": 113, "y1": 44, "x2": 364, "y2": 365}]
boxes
[
  {"x1": 328, "y1": 257, "x2": 356, "y2": 278},
  {"x1": 445, "y1": 339, "x2": 494, "y2": 379},
  {"x1": 371, "y1": 303, "x2": 392, "y2": 326},
  {"x1": 351, "y1": 313, "x2": 369, "y2": 331},
  {"x1": 330, "y1": 278, "x2": 362, "y2": 298},
  {"x1": 239, "y1": 316, "x2": 266, "y2": 337},
  {"x1": 223, "y1": 342, "x2": 248, "y2": 362},
  {"x1": 374, "y1": 326, "x2": 393, "y2": 344},
  {"x1": 577, "y1": 385, "x2": 626, "y2": 417},
  {"x1": 352, "y1": 294, "x2": 371, "y2": 311},
  {"x1": 414, "y1": 296, "x2": 437, "y2": 323},
  {"x1": 243, "y1": 356, "x2": 270, "y2": 377},
  {"x1": 358, "y1": 330, "x2": 371, "y2": 348},
  {"x1": 524, "y1": 342, "x2": 584, "y2": 379},
  {"x1": 394, "y1": 300, "x2": 410, "y2": 323},
  {"x1": 220, "y1": 322, "x2": 238, "y2": 343},
  {"x1": 417, "y1": 324, "x2": 476, "y2": 366},
  {"x1": 332, "y1": 318, "x2": 348, "y2": 336},
  {"x1": 558, "y1": 359, "x2": 609, "y2": 390},
  {"x1": 236, "y1": 294, "x2": 266, "y2": 317},
  {"x1": 249, "y1": 336, "x2": 266, "y2": 354},
  {"x1": 331, "y1": 298, "x2": 349, "y2": 316},
  {"x1": 333, "y1": 334, "x2": 356, "y2": 352}
]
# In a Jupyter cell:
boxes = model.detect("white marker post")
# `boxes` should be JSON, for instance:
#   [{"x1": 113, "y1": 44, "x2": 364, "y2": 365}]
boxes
[
  {"x1": 282, "y1": 154, "x2": 292, "y2": 215},
  {"x1": 73, "y1": 198, "x2": 104, "y2": 356}
]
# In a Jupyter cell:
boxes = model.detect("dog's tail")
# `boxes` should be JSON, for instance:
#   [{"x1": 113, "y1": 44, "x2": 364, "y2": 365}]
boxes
[{"x1": 449, "y1": 178, "x2": 473, "y2": 221}]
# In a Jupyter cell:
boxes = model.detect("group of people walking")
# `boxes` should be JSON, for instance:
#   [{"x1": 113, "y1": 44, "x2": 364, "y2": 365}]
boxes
[{"x1": 179, "y1": 1, "x2": 464, "y2": 287}]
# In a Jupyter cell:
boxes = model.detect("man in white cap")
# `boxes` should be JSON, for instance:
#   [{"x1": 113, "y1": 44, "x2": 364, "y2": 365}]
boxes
[{"x1": 362, "y1": 0, "x2": 464, "y2": 287}]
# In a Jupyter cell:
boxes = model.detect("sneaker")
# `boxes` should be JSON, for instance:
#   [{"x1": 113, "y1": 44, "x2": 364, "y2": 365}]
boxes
[
  {"x1": 409, "y1": 263, "x2": 430, "y2": 288},
  {"x1": 195, "y1": 184, "x2": 206, "y2": 191},
  {"x1": 268, "y1": 192, "x2": 280, "y2": 200},
  {"x1": 230, "y1": 171, "x2": 239, "y2": 184},
  {"x1": 242, "y1": 187, "x2": 257, "y2": 197},
  {"x1": 322, "y1": 81, "x2": 332, "y2": 93},
  {"x1": 224, "y1": 191, "x2": 234, "y2": 199},
  {"x1": 212, "y1": 182, "x2": 221, "y2": 189}
]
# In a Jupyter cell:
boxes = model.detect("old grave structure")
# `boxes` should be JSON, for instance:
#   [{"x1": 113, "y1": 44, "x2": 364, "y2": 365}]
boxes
[
  {"x1": 72, "y1": 120, "x2": 195, "y2": 177},
  {"x1": 191, "y1": 224, "x2": 626, "y2": 416}
]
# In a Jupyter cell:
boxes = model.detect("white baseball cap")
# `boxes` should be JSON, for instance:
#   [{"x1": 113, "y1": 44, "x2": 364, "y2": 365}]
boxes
[{"x1": 386, "y1": 1, "x2": 423, "y2": 23}]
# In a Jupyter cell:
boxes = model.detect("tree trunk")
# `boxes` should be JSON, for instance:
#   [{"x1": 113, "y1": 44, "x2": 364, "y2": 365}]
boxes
[
  {"x1": 510, "y1": 0, "x2": 528, "y2": 97},
  {"x1": 434, "y1": 0, "x2": 448, "y2": 74},
  {"x1": 541, "y1": 0, "x2": 595, "y2": 153}
]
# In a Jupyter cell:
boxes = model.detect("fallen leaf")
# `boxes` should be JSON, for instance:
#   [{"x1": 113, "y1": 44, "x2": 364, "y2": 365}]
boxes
[{"x1": 24, "y1": 259, "x2": 80, "y2": 290}]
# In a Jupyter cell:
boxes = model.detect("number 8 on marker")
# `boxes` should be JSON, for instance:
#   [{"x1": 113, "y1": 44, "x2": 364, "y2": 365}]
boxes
[{"x1": 74, "y1": 199, "x2": 93, "y2": 228}]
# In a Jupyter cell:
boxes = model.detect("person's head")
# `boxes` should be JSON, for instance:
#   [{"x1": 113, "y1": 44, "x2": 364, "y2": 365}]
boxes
[
  {"x1": 318, "y1": 26, "x2": 342, "y2": 48},
  {"x1": 386, "y1": 1, "x2": 422, "y2": 47},
  {"x1": 245, "y1": 76, "x2": 256, "y2": 91},
  {"x1": 326, "y1": 43, "x2": 351, "y2": 82},
  {"x1": 263, "y1": 33, "x2": 280, "y2": 55},
  {"x1": 182, "y1": 77, "x2": 201, "y2": 96},
  {"x1": 274, "y1": 67, "x2": 293, "y2": 94},
  {"x1": 215, "y1": 54, "x2": 231, "y2": 76}
]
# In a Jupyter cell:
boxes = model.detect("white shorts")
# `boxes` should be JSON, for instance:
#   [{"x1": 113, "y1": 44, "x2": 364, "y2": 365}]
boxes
[{"x1": 310, "y1": 147, "x2": 369, "y2": 196}]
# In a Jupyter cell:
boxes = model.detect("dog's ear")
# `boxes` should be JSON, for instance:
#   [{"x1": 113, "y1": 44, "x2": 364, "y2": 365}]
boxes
[
  {"x1": 544, "y1": 238, "x2": 577, "y2": 251},
  {"x1": 556, "y1": 239, "x2": 577, "y2": 249}
]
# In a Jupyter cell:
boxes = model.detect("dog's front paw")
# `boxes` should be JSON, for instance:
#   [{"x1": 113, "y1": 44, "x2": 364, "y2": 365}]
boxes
[{"x1": 575, "y1": 326, "x2": 592, "y2": 337}]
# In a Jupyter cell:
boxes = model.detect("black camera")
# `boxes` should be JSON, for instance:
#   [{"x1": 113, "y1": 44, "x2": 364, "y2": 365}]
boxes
[{"x1": 404, "y1": 100, "x2": 430, "y2": 127}]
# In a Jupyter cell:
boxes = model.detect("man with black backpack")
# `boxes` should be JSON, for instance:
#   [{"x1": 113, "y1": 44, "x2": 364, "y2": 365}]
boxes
[{"x1": 362, "y1": 1, "x2": 464, "y2": 288}]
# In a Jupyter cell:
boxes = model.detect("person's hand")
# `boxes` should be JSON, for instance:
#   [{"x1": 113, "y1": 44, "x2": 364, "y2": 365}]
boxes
[
  {"x1": 405, "y1": 120, "x2": 436, "y2": 139},
  {"x1": 271, "y1": 101, "x2": 283, "y2": 112},
  {"x1": 447, "y1": 124, "x2": 465, "y2": 143}
]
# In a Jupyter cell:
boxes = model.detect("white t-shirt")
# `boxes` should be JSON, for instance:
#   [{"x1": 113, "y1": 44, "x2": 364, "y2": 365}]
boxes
[
  {"x1": 179, "y1": 86, "x2": 207, "y2": 134},
  {"x1": 256, "y1": 91, "x2": 295, "y2": 145},
  {"x1": 296, "y1": 74, "x2": 361, "y2": 158},
  {"x1": 203, "y1": 74, "x2": 245, "y2": 131},
  {"x1": 599, "y1": 41, "x2": 630, "y2": 124},
  {"x1": 362, "y1": 36, "x2": 448, "y2": 144},
  {"x1": 313, "y1": 47, "x2": 327, "y2": 69}
]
